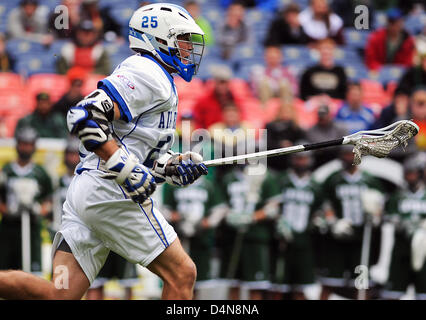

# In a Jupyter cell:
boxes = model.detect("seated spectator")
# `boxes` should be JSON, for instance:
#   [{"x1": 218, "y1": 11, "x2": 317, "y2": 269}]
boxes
[
  {"x1": 365, "y1": 8, "x2": 415, "y2": 71},
  {"x1": 264, "y1": 101, "x2": 305, "y2": 172},
  {"x1": 299, "y1": 0, "x2": 344, "y2": 45},
  {"x1": 52, "y1": 67, "x2": 87, "y2": 117},
  {"x1": 411, "y1": 86, "x2": 426, "y2": 151},
  {"x1": 300, "y1": 38, "x2": 347, "y2": 100},
  {"x1": 334, "y1": 82, "x2": 376, "y2": 134},
  {"x1": 185, "y1": 1, "x2": 215, "y2": 46},
  {"x1": 56, "y1": 20, "x2": 111, "y2": 75},
  {"x1": 250, "y1": 45, "x2": 298, "y2": 104},
  {"x1": 15, "y1": 92, "x2": 69, "y2": 139},
  {"x1": 371, "y1": 87, "x2": 410, "y2": 129},
  {"x1": 48, "y1": 0, "x2": 81, "y2": 39},
  {"x1": 7, "y1": 0, "x2": 53, "y2": 46},
  {"x1": 305, "y1": 104, "x2": 348, "y2": 169},
  {"x1": 397, "y1": 39, "x2": 426, "y2": 95},
  {"x1": 264, "y1": 3, "x2": 309, "y2": 46},
  {"x1": 216, "y1": 1, "x2": 251, "y2": 60},
  {"x1": 0, "y1": 34, "x2": 15, "y2": 72},
  {"x1": 193, "y1": 66, "x2": 242, "y2": 129},
  {"x1": 79, "y1": 0, "x2": 123, "y2": 42}
]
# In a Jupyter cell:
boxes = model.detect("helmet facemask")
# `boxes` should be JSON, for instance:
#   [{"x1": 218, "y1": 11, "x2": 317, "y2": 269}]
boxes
[{"x1": 155, "y1": 32, "x2": 205, "y2": 82}]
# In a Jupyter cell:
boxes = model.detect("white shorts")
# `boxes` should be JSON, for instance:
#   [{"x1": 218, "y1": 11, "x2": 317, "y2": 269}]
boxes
[{"x1": 51, "y1": 170, "x2": 177, "y2": 284}]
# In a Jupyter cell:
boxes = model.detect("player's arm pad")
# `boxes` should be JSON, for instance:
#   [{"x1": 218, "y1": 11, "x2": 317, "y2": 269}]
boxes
[{"x1": 67, "y1": 89, "x2": 115, "y2": 151}]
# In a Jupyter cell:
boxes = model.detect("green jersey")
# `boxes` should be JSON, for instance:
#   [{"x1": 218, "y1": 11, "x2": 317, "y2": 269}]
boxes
[
  {"x1": 163, "y1": 177, "x2": 224, "y2": 246},
  {"x1": 386, "y1": 186, "x2": 426, "y2": 239},
  {"x1": 221, "y1": 169, "x2": 280, "y2": 243},
  {"x1": 0, "y1": 162, "x2": 53, "y2": 216},
  {"x1": 276, "y1": 171, "x2": 321, "y2": 247},
  {"x1": 323, "y1": 170, "x2": 383, "y2": 228}
]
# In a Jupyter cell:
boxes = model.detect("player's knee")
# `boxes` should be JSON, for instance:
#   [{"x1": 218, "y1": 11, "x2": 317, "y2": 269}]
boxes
[{"x1": 174, "y1": 259, "x2": 197, "y2": 288}]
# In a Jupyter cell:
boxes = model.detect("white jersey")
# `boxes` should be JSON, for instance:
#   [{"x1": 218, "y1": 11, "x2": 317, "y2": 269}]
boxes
[{"x1": 76, "y1": 53, "x2": 178, "y2": 173}]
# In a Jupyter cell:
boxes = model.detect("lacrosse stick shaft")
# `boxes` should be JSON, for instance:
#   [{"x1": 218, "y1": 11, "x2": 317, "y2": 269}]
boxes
[
  {"x1": 21, "y1": 209, "x2": 31, "y2": 273},
  {"x1": 204, "y1": 138, "x2": 344, "y2": 167},
  {"x1": 358, "y1": 219, "x2": 373, "y2": 300}
]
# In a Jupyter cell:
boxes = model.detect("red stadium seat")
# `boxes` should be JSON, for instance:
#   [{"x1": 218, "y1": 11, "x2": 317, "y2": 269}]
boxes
[
  {"x1": 26, "y1": 74, "x2": 69, "y2": 103},
  {"x1": 0, "y1": 88, "x2": 33, "y2": 116},
  {"x1": 0, "y1": 73, "x2": 24, "y2": 90},
  {"x1": 174, "y1": 77, "x2": 205, "y2": 101},
  {"x1": 82, "y1": 74, "x2": 106, "y2": 96},
  {"x1": 361, "y1": 79, "x2": 390, "y2": 108}
]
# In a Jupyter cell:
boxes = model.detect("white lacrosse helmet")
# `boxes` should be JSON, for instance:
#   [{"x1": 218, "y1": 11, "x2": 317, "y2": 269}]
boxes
[{"x1": 128, "y1": 3, "x2": 205, "y2": 82}]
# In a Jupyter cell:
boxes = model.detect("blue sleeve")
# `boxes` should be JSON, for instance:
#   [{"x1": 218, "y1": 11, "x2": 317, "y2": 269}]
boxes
[{"x1": 98, "y1": 79, "x2": 133, "y2": 122}]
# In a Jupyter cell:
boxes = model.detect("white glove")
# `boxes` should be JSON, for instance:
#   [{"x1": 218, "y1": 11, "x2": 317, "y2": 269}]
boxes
[
  {"x1": 331, "y1": 218, "x2": 354, "y2": 239},
  {"x1": 100, "y1": 147, "x2": 156, "y2": 204},
  {"x1": 226, "y1": 211, "x2": 253, "y2": 229},
  {"x1": 276, "y1": 216, "x2": 293, "y2": 242},
  {"x1": 411, "y1": 220, "x2": 426, "y2": 271},
  {"x1": 152, "y1": 151, "x2": 208, "y2": 186},
  {"x1": 11, "y1": 178, "x2": 39, "y2": 209},
  {"x1": 361, "y1": 188, "x2": 385, "y2": 225}
]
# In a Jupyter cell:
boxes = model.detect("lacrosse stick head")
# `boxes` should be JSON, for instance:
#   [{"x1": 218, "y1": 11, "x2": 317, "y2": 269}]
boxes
[{"x1": 343, "y1": 120, "x2": 419, "y2": 165}]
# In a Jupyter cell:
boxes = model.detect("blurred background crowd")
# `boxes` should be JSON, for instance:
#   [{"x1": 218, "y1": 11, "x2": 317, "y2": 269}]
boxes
[{"x1": 0, "y1": 0, "x2": 426, "y2": 300}]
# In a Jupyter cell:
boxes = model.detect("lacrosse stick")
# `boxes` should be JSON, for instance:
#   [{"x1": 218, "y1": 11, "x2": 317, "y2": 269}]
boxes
[{"x1": 202, "y1": 120, "x2": 419, "y2": 168}]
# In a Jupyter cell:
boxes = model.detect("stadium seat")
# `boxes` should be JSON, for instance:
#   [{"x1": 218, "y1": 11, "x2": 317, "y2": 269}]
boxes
[
  {"x1": 6, "y1": 39, "x2": 46, "y2": 58},
  {"x1": 174, "y1": 77, "x2": 205, "y2": 101},
  {"x1": 334, "y1": 47, "x2": 363, "y2": 64},
  {"x1": 14, "y1": 52, "x2": 57, "y2": 77},
  {"x1": 82, "y1": 74, "x2": 106, "y2": 96},
  {"x1": 343, "y1": 28, "x2": 371, "y2": 49},
  {"x1": 345, "y1": 63, "x2": 369, "y2": 81},
  {"x1": 404, "y1": 13, "x2": 425, "y2": 35},
  {"x1": 377, "y1": 65, "x2": 406, "y2": 85},
  {"x1": 282, "y1": 45, "x2": 316, "y2": 64},
  {"x1": 0, "y1": 88, "x2": 32, "y2": 117},
  {"x1": 360, "y1": 79, "x2": 390, "y2": 108},
  {"x1": 0, "y1": 73, "x2": 24, "y2": 90},
  {"x1": 26, "y1": 74, "x2": 69, "y2": 104}
]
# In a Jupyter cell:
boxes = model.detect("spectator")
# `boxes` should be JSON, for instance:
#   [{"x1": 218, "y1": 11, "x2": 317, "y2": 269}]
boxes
[
  {"x1": 334, "y1": 82, "x2": 376, "y2": 134},
  {"x1": 216, "y1": 1, "x2": 251, "y2": 60},
  {"x1": 299, "y1": 0, "x2": 344, "y2": 45},
  {"x1": 0, "y1": 127, "x2": 53, "y2": 273},
  {"x1": 300, "y1": 38, "x2": 347, "y2": 100},
  {"x1": 265, "y1": 101, "x2": 305, "y2": 172},
  {"x1": 185, "y1": 1, "x2": 215, "y2": 46},
  {"x1": 411, "y1": 86, "x2": 426, "y2": 151},
  {"x1": 52, "y1": 67, "x2": 87, "y2": 117},
  {"x1": 397, "y1": 39, "x2": 426, "y2": 95},
  {"x1": 208, "y1": 103, "x2": 253, "y2": 152},
  {"x1": 15, "y1": 92, "x2": 69, "y2": 139},
  {"x1": 371, "y1": 87, "x2": 410, "y2": 129},
  {"x1": 48, "y1": 0, "x2": 81, "y2": 39},
  {"x1": 250, "y1": 45, "x2": 298, "y2": 104},
  {"x1": 56, "y1": 20, "x2": 111, "y2": 75},
  {"x1": 264, "y1": 3, "x2": 309, "y2": 46},
  {"x1": 0, "y1": 34, "x2": 15, "y2": 72},
  {"x1": 193, "y1": 66, "x2": 241, "y2": 129},
  {"x1": 79, "y1": 0, "x2": 123, "y2": 42},
  {"x1": 305, "y1": 104, "x2": 348, "y2": 169},
  {"x1": 365, "y1": 8, "x2": 416, "y2": 71},
  {"x1": 7, "y1": 0, "x2": 54, "y2": 46}
]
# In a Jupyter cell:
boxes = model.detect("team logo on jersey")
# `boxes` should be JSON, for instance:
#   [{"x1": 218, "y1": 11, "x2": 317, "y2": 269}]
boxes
[{"x1": 116, "y1": 74, "x2": 135, "y2": 90}]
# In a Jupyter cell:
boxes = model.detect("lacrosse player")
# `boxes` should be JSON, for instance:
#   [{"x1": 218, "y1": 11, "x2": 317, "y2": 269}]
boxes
[
  {"x1": 0, "y1": 127, "x2": 53, "y2": 273},
  {"x1": 380, "y1": 156, "x2": 426, "y2": 300},
  {"x1": 318, "y1": 146, "x2": 384, "y2": 300},
  {"x1": 0, "y1": 3, "x2": 208, "y2": 300},
  {"x1": 270, "y1": 151, "x2": 322, "y2": 300},
  {"x1": 216, "y1": 164, "x2": 280, "y2": 300},
  {"x1": 162, "y1": 176, "x2": 227, "y2": 298}
]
